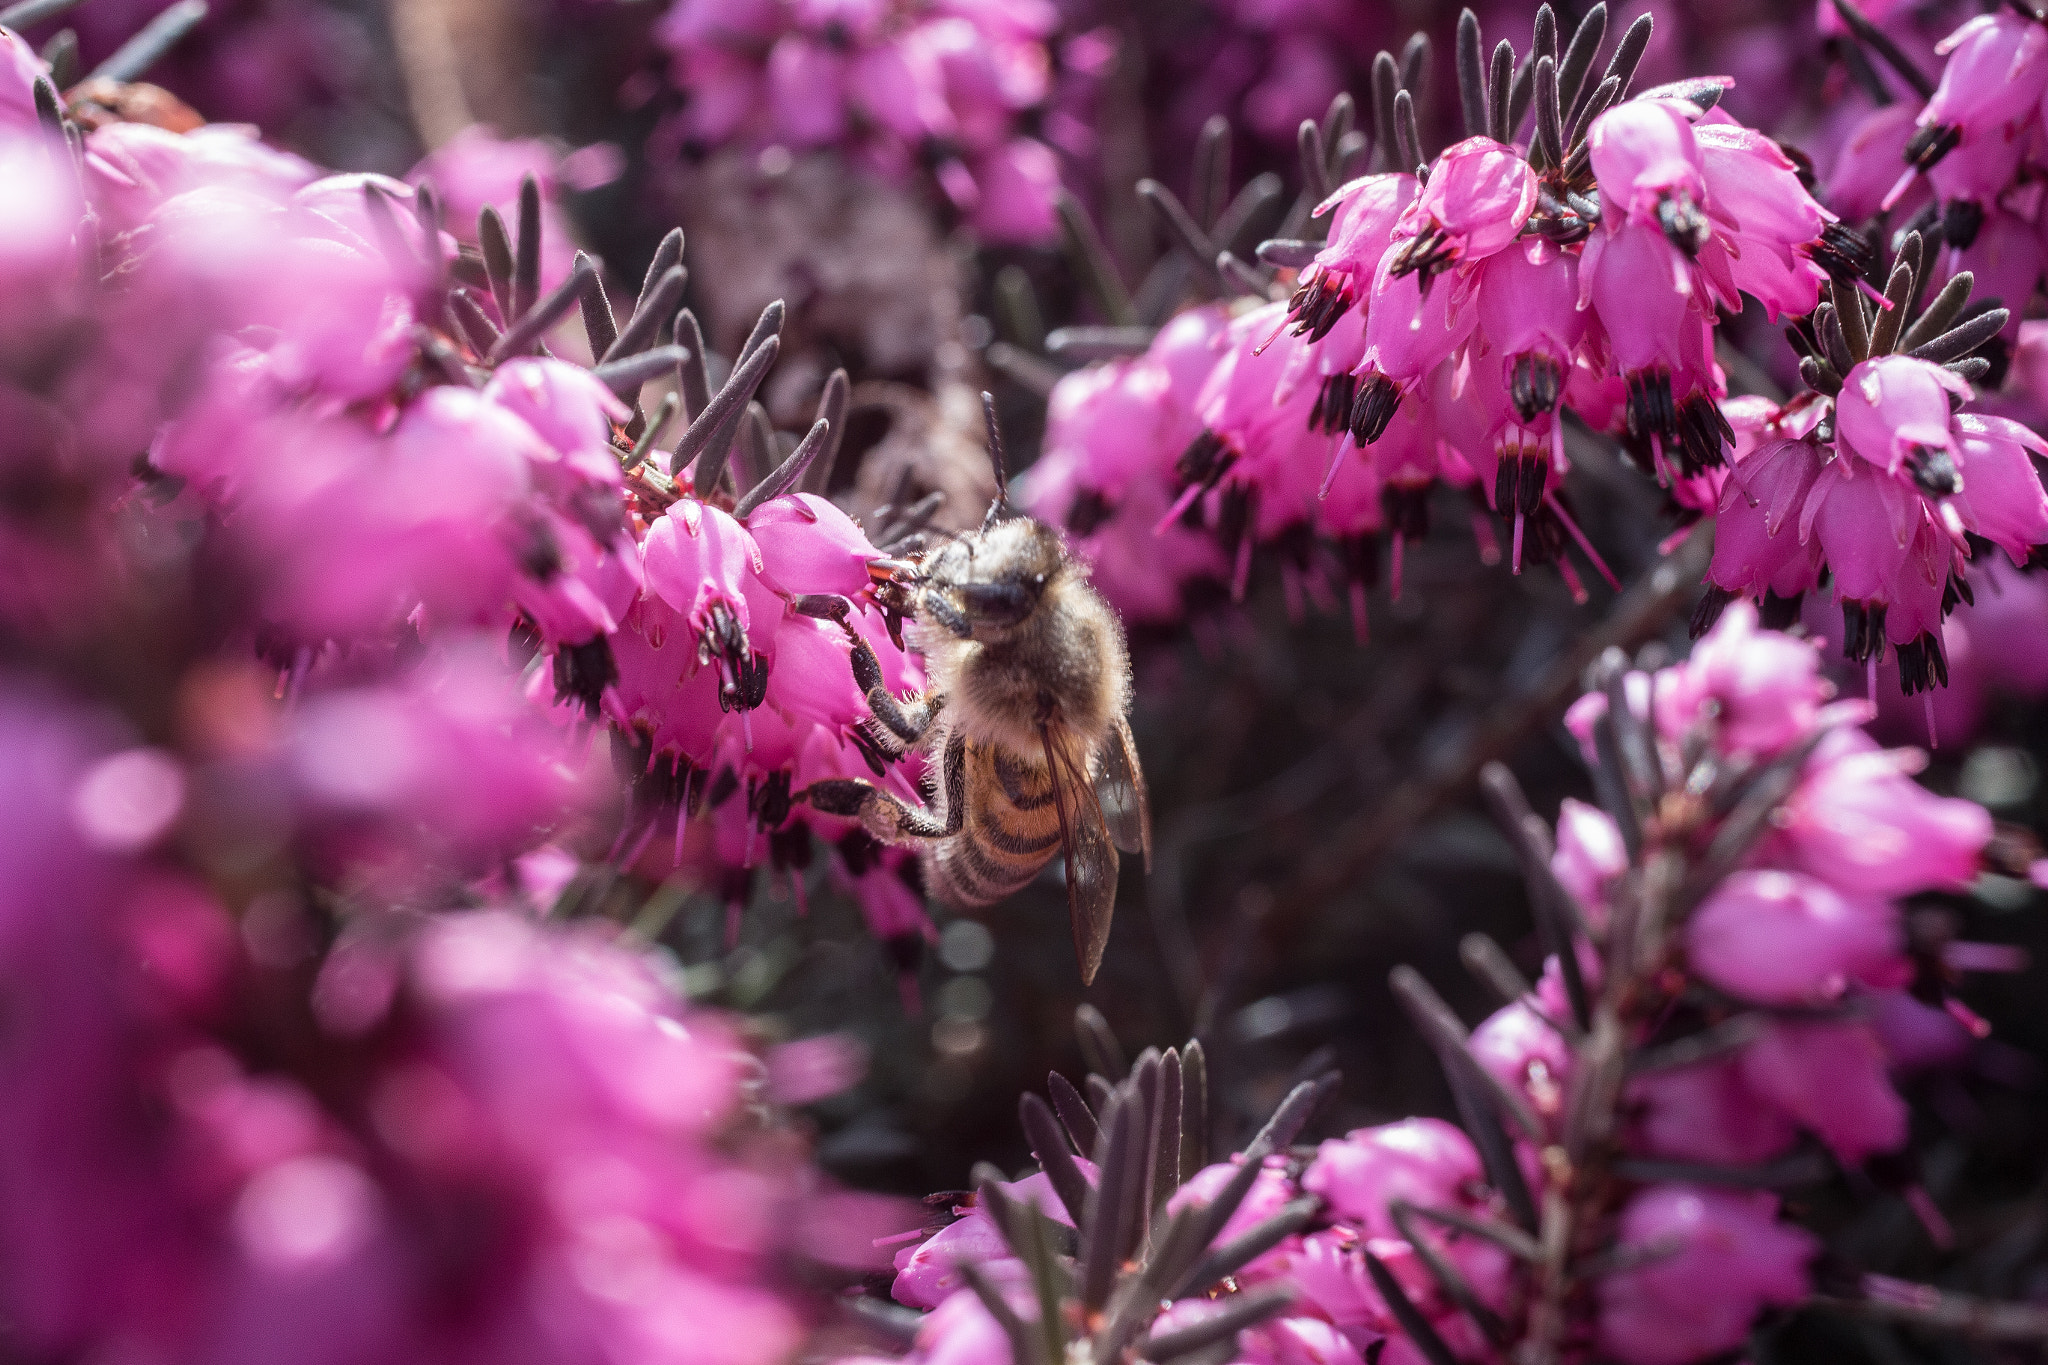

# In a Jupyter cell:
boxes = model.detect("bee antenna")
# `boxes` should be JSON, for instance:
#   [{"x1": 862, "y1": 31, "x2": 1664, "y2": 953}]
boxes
[{"x1": 980, "y1": 390, "x2": 1011, "y2": 532}]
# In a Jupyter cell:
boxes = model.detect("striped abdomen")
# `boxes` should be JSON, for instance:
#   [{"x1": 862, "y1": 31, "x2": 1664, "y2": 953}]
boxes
[{"x1": 923, "y1": 741, "x2": 1063, "y2": 907}]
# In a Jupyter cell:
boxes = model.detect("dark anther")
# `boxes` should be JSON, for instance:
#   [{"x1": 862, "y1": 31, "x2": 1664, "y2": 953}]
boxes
[
  {"x1": 610, "y1": 728, "x2": 654, "y2": 785},
  {"x1": 1382, "y1": 483, "x2": 1432, "y2": 541},
  {"x1": 705, "y1": 765, "x2": 741, "y2": 810},
  {"x1": 633, "y1": 751, "x2": 690, "y2": 812},
  {"x1": 1690, "y1": 585, "x2": 1735, "y2": 638},
  {"x1": 1510, "y1": 353, "x2": 1564, "y2": 424},
  {"x1": 1312, "y1": 372, "x2": 1360, "y2": 435},
  {"x1": 1494, "y1": 445, "x2": 1547, "y2": 518},
  {"x1": 1624, "y1": 369, "x2": 1677, "y2": 441},
  {"x1": 1841, "y1": 600, "x2": 1889, "y2": 665},
  {"x1": 1896, "y1": 631, "x2": 1950, "y2": 695},
  {"x1": 1339, "y1": 531, "x2": 1382, "y2": 590},
  {"x1": 1810, "y1": 221, "x2": 1878, "y2": 286},
  {"x1": 1174, "y1": 430, "x2": 1236, "y2": 492},
  {"x1": 752, "y1": 770, "x2": 795, "y2": 828},
  {"x1": 1350, "y1": 373, "x2": 1404, "y2": 445},
  {"x1": 1287, "y1": 271, "x2": 1356, "y2": 342},
  {"x1": 1760, "y1": 590, "x2": 1805, "y2": 630},
  {"x1": 768, "y1": 822, "x2": 812, "y2": 871},
  {"x1": 1942, "y1": 569, "x2": 1974, "y2": 615},
  {"x1": 1905, "y1": 444, "x2": 1962, "y2": 497},
  {"x1": 837, "y1": 829, "x2": 882, "y2": 875},
  {"x1": 1675, "y1": 392, "x2": 1734, "y2": 475},
  {"x1": 1217, "y1": 484, "x2": 1254, "y2": 557},
  {"x1": 515, "y1": 516, "x2": 564, "y2": 581},
  {"x1": 1904, "y1": 123, "x2": 1962, "y2": 173},
  {"x1": 1656, "y1": 192, "x2": 1710, "y2": 257},
  {"x1": 1066, "y1": 488, "x2": 1113, "y2": 537},
  {"x1": 1941, "y1": 199, "x2": 1986, "y2": 252},
  {"x1": 1386, "y1": 223, "x2": 1457, "y2": 288},
  {"x1": 551, "y1": 636, "x2": 618, "y2": 719}
]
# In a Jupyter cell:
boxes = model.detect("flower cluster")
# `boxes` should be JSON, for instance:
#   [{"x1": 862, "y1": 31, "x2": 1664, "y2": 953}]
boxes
[
  {"x1": 44, "y1": 33, "x2": 946, "y2": 956},
  {"x1": 842, "y1": 607, "x2": 2017, "y2": 1365},
  {"x1": 652, "y1": 0, "x2": 1096, "y2": 243},
  {"x1": 1024, "y1": 5, "x2": 1870, "y2": 633},
  {"x1": 1, "y1": 33, "x2": 899, "y2": 1362},
  {"x1": 1699, "y1": 235, "x2": 2048, "y2": 704},
  {"x1": 1826, "y1": 1, "x2": 2048, "y2": 335},
  {"x1": 0, "y1": 692, "x2": 844, "y2": 1365}
]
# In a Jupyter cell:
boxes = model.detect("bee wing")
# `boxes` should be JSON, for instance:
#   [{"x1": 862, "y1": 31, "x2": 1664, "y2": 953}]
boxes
[
  {"x1": 1094, "y1": 715, "x2": 1151, "y2": 871},
  {"x1": 1040, "y1": 720, "x2": 1120, "y2": 987}
]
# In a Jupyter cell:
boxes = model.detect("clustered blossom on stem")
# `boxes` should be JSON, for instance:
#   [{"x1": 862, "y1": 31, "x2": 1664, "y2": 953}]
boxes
[
  {"x1": 652, "y1": 0, "x2": 1101, "y2": 243},
  {"x1": 1022, "y1": 4, "x2": 1869, "y2": 634},
  {"x1": 52, "y1": 22, "x2": 950, "y2": 959},
  {"x1": 0, "y1": 691, "x2": 849, "y2": 1365},
  {"x1": 1825, "y1": 0, "x2": 2048, "y2": 338},
  {"x1": 1699, "y1": 232, "x2": 2048, "y2": 709},
  {"x1": 844, "y1": 609, "x2": 2023, "y2": 1365},
  {"x1": 0, "y1": 37, "x2": 890, "y2": 1358}
]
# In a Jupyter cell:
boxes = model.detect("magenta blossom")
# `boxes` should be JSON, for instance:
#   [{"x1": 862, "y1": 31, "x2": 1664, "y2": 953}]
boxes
[{"x1": 1595, "y1": 1187, "x2": 1815, "y2": 1365}]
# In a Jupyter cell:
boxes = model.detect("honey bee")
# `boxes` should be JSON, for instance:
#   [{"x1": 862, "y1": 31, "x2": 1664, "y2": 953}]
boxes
[{"x1": 801, "y1": 400, "x2": 1149, "y2": 985}]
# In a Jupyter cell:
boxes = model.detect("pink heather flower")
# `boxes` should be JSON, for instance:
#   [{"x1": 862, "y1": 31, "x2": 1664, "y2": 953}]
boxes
[
  {"x1": 1912, "y1": 13, "x2": 2048, "y2": 204},
  {"x1": 1579, "y1": 218, "x2": 1699, "y2": 378},
  {"x1": 85, "y1": 122, "x2": 318, "y2": 234},
  {"x1": 640, "y1": 499, "x2": 783, "y2": 712},
  {"x1": 1951, "y1": 413, "x2": 2048, "y2": 564},
  {"x1": 408, "y1": 128, "x2": 585, "y2": 296},
  {"x1": 1684, "y1": 870, "x2": 1901, "y2": 1006},
  {"x1": 1166, "y1": 1156, "x2": 1299, "y2": 1277},
  {"x1": 1628, "y1": 1059, "x2": 1801, "y2": 1166},
  {"x1": 903, "y1": 1268, "x2": 1035, "y2": 1365},
  {"x1": 1552, "y1": 797, "x2": 1625, "y2": 923},
  {"x1": 281, "y1": 646, "x2": 586, "y2": 881},
  {"x1": 1770, "y1": 726, "x2": 1991, "y2": 897},
  {"x1": 1285, "y1": 173, "x2": 1415, "y2": 352},
  {"x1": 1692, "y1": 118, "x2": 1834, "y2": 321},
  {"x1": 1836, "y1": 356, "x2": 1970, "y2": 478},
  {"x1": 1473, "y1": 238, "x2": 1586, "y2": 423},
  {"x1": 1470, "y1": 1000, "x2": 1572, "y2": 1124},
  {"x1": 962, "y1": 137, "x2": 1059, "y2": 243},
  {"x1": 1736, "y1": 1020, "x2": 1910, "y2": 1161},
  {"x1": 1240, "y1": 1315, "x2": 1370, "y2": 1365},
  {"x1": 0, "y1": 28, "x2": 45, "y2": 131},
  {"x1": 1708, "y1": 437, "x2": 1828, "y2": 604},
  {"x1": 1826, "y1": 104, "x2": 1926, "y2": 222},
  {"x1": 1595, "y1": 1187, "x2": 1815, "y2": 1365},
  {"x1": 1588, "y1": 99, "x2": 1706, "y2": 230},
  {"x1": 1395, "y1": 136, "x2": 1537, "y2": 273},
  {"x1": 893, "y1": 1170, "x2": 1082, "y2": 1310},
  {"x1": 1301, "y1": 1119, "x2": 1481, "y2": 1239},
  {"x1": 1656, "y1": 600, "x2": 1832, "y2": 756}
]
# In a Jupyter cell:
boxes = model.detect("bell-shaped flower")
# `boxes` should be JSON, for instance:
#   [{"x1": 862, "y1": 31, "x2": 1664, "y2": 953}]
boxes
[
  {"x1": 85, "y1": 122, "x2": 317, "y2": 234},
  {"x1": 1627, "y1": 1060, "x2": 1800, "y2": 1166},
  {"x1": 1770, "y1": 726, "x2": 1991, "y2": 896},
  {"x1": 1589, "y1": 99, "x2": 1707, "y2": 242},
  {"x1": 1952, "y1": 412, "x2": 2048, "y2": 563},
  {"x1": 1685, "y1": 870, "x2": 1901, "y2": 1006},
  {"x1": 1385, "y1": 136, "x2": 1536, "y2": 283},
  {"x1": 640, "y1": 499, "x2": 784, "y2": 713},
  {"x1": 1595, "y1": 1187, "x2": 1814, "y2": 1365},
  {"x1": 1656, "y1": 599, "x2": 1832, "y2": 756},
  {"x1": 1736, "y1": 1020, "x2": 1909, "y2": 1162},
  {"x1": 1836, "y1": 356, "x2": 1970, "y2": 480},
  {"x1": 1301, "y1": 1118, "x2": 1482, "y2": 1239},
  {"x1": 1913, "y1": 13, "x2": 2048, "y2": 195},
  {"x1": 1474, "y1": 240, "x2": 1586, "y2": 424},
  {"x1": 1293, "y1": 172, "x2": 1416, "y2": 339}
]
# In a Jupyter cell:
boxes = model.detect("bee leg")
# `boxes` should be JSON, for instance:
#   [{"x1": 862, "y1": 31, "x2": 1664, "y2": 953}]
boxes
[
  {"x1": 788, "y1": 593, "x2": 852, "y2": 623},
  {"x1": 921, "y1": 589, "x2": 974, "y2": 640},
  {"x1": 849, "y1": 634, "x2": 942, "y2": 746},
  {"x1": 802, "y1": 734, "x2": 966, "y2": 843}
]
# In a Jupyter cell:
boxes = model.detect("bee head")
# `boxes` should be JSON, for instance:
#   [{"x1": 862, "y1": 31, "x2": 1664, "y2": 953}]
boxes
[{"x1": 927, "y1": 517, "x2": 1066, "y2": 639}]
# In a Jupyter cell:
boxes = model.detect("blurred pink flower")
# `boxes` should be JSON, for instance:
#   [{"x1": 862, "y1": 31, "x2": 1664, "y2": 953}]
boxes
[{"x1": 1595, "y1": 1187, "x2": 1814, "y2": 1365}]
